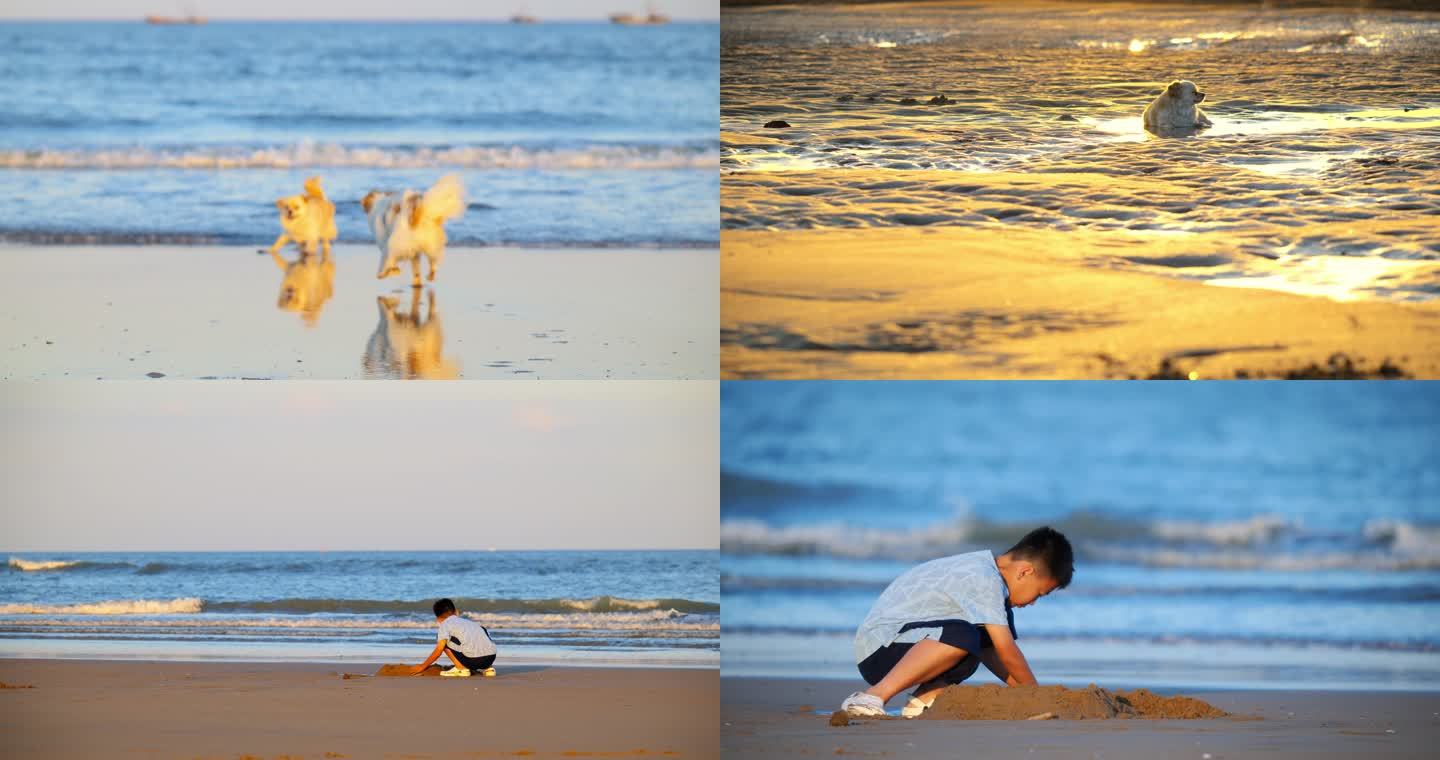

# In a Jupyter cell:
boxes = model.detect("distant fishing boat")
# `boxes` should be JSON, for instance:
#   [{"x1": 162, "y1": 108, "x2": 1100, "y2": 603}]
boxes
[
  {"x1": 511, "y1": 15, "x2": 539, "y2": 24},
  {"x1": 146, "y1": 1, "x2": 205, "y2": 24},
  {"x1": 145, "y1": 15, "x2": 206, "y2": 24},
  {"x1": 611, "y1": 4, "x2": 668, "y2": 25}
]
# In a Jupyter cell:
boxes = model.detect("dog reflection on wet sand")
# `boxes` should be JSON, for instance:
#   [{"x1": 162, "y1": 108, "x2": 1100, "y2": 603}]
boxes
[
  {"x1": 269, "y1": 247, "x2": 335, "y2": 326},
  {"x1": 362, "y1": 288, "x2": 459, "y2": 379}
]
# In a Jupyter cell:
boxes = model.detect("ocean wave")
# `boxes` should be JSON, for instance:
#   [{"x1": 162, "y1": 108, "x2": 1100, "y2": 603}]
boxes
[
  {"x1": 0, "y1": 595, "x2": 718, "y2": 616},
  {"x1": 0, "y1": 598, "x2": 204, "y2": 615},
  {"x1": 720, "y1": 625, "x2": 1438, "y2": 654},
  {"x1": 202, "y1": 596, "x2": 719, "y2": 616},
  {"x1": 720, "y1": 515, "x2": 1440, "y2": 570},
  {"x1": 0, "y1": 143, "x2": 720, "y2": 171},
  {"x1": 0, "y1": 610, "x2": 719, "y2": 633},
  {"x1": 7, "y1": 557, "x2": 133, "y2": 572}
]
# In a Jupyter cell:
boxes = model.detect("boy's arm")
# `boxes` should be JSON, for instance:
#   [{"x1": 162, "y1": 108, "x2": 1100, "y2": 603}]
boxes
[
  {"x1": 979, "y1": 624, "x2": 1038, "y2": 686},
  {"x1": 978, "y1": 649, "x2": 1022, "y2": 686},
  {"x1": 410, "y1": 640, "x2": 446, "y2": 675}
]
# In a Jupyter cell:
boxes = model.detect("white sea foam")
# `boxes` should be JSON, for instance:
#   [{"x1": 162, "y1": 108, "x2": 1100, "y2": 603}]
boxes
[
  {"x1": 722, "y1": 517, "x2": 1440, "y2": 570},
  {"x1": 8, "y1": 557, "x2": 81, "y2": 572},
  {"x1": 0, "y1": 598, "x2": 204, "y2": 615},
  {"x1": 0, "y1": 609, "x2": 719, "y2": 633},
  {"x1": 720, "y1": 518, "x2": 976, "y2": 560},
  {"x1": 0, "y1": 143, "x2": 719, "y2": 171},
  {"x1": 1364, "y1": 519, "x2": 1440, "y2": 559},
  {"x1": 1150, "y1": 515, "x2": 1290, "y2": 545}
]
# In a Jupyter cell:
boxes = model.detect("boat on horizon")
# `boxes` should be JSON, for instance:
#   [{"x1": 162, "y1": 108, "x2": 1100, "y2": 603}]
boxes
[
  {"x1": 145, "y1": 14, "x2": 206, "y2": 24},
  {"x1": 610, "y1": 4, "x2": 668, "y2": 25}
]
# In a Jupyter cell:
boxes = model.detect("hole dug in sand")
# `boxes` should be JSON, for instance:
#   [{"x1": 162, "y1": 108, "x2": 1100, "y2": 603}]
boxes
[{"x1": 922, "y1": 684, "x2": 1228, "y2": 720}]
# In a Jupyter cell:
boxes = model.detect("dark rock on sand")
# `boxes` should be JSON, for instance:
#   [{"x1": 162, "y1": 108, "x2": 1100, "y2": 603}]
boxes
[
  {"x1": 828, "y1": 710, "x2": 852, "y2": 726},
  {"x1": 927, "y1": 95, "x2": 953, "y2": 105},
  {"x1": 837, "y1": 94, "x2": 854, "y2": 102},
  {"x1": 899, "y1": 97, "x2": 920, "y2": 105},
  {"x1": 145, "y1": 371, "x2": 165, "y2": 378},
  {"x1": 1057, "y1": 114, "x2": 1078, "y2": 121},
  {"x1": 763, "y1": 120, "x2": 792, "y2": 129}
]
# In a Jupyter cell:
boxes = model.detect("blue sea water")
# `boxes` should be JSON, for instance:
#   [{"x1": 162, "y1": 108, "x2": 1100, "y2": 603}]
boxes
[
  {"x1": 0, "y1": 551, "x2": 718, "y2": 667},
  {"x1": 721, "y1": 382, "x2": 1440, "y2": 690},
  {"x1": 0, "y1": 22, "x2": 718, "y2": 247}
]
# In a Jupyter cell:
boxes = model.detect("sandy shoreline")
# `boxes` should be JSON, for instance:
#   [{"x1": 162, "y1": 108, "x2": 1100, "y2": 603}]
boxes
[
  {"x1": 722, "y1": 228, "x2": 1440, "y2": 379},
  {"x1": 722, "y1": 676, "x2": 1440, "y2": 759},
  {"x1": 0, "y1": 659, "x2": 718, "y2": 759},
  {"x1": 0, "y1": 244, "x2": 717, "y2": 380}
]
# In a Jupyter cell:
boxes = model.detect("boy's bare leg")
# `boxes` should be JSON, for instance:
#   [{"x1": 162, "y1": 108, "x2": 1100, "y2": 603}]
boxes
[
  {"x1": 864, "y1": 639, "x2": 969, "y2": 703},
  {"x1": 912, "y1": 680, "x2": 949, "y2": 705}
]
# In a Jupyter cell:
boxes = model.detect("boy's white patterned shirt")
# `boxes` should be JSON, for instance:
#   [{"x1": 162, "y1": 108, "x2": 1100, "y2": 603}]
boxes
[{"x1": 854, "y1": 550, "x2": 1010, "y2": 663}]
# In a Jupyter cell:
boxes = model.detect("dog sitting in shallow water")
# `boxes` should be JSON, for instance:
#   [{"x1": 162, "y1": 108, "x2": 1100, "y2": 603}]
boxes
[{"x1": 1143, "y1": 80, "x2": 1212, "y2": 131}]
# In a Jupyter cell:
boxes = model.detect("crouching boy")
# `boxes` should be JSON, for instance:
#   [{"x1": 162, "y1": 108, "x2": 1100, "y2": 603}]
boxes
[
  {"x1": 409, "y1": 598, "x2": 498, "y2": 677},
  {"x1": 841, "y1": 526, "x2": 1073, "y2": 717}
]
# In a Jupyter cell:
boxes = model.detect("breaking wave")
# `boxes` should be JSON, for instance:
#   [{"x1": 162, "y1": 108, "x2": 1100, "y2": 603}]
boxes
[
  {"x1": 0, "y1": 596, "x2": 719, "y2": 617},
  {"x1": 0, "y1": 598, "x2": 205, "y2": 615},
  {"x1": 0, "y1": 143, "x2": 719, "y2": 171},
  {"x1": 0, "y1": 609, "x2": 719, "y2": 634},
  {"x1": 720, "y1": 514, "x2": 1440, "y2": 570},
  {"x1": 7, "y1": 557, "x2": 133, "y2": 572}
]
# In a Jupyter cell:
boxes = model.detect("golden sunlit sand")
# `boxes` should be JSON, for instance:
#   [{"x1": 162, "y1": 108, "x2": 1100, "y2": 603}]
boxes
[
  {"x1": 721, "y1": 0, "x2": 1440, "y2": 377},
  {"x1": 0, "y1": 659, "x2": 717, "y2": 759},
  {"x1": 723, "y1": 226, "x2": 1440, "y2": 379}
]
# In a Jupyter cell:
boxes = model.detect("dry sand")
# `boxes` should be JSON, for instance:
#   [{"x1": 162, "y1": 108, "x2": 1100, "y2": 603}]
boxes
[
  {"x1": 0, "y1": 659, "x2": 718, "y2": 759},
  {"x1": 722, "y1": 227, "x2": 1440, "y2": 379},
  {"x1": 0, "y1": 244, "x2": 717, "y2": 380},
  {"x1": 726, "y1": 677, "x2": 1440, "y2": 759}
]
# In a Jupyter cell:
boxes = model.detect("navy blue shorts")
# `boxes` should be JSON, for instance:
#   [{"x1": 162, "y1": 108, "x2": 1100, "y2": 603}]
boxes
[
  {"x1": 446, "y1": 634, "x2": 496, "y2": 671},
  {"x1": 857, "y1": 610, "x2": 1016, "y2": 687}
]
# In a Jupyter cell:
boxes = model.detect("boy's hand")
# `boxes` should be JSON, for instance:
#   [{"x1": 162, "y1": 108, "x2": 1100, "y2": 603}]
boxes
[{"x1": 408, "y1": 664, "x2": 429, "y2": 676}]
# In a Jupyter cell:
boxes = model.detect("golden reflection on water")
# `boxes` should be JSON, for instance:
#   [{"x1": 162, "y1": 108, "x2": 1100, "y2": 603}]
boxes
[
  {"x1": 362, "y1": 288, "x2": 460, "y2": 380},
  {"x1": 1206, "y1": 256, "x2": 1434, "y2": 302},
  {"x1": 270, "y1": 248, "x2": 335, "y2": 327}
]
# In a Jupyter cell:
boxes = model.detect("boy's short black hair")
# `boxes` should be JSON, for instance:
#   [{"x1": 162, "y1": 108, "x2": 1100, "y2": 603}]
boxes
[
  {"x1": 433, "y1": 598, "x2": 456, "y2": 617},
  {"x1": 1005, "y1": 527, "x2": 1074, "y2": 589}
]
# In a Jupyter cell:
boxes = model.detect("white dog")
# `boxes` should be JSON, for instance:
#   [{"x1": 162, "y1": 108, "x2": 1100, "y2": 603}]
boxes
[
  {"x1": 269, "y1": 176, "x2": 337, "y2": 256},
  {"x1": 1143, "y1": 80, "x2": 1212, "y2": 130},
  {"x1": 361, "y1": 175, "x2": 466, "y2": 286}
]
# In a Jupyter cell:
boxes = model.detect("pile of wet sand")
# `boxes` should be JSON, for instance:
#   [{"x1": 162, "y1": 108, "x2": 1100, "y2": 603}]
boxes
[
  {"x1": 371, "y1": 664, "x2": 444, "y2": 677},
  {"x1": 830, "y1": 684, "x2": 1228, "y2": 725},
  {"x1": 926, "y1": 684, "x2": 1227, "y2": 720}
]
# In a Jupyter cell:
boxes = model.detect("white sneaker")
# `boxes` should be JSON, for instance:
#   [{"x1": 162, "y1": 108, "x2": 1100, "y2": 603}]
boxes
[
  {"x1": 440, "y1": 666, "x2": 471, "y2": 677},
  {"x1": 840, "y1": 691, "x2": 886, "y2": 717},
  {"x1": 900, "y1": 696, "x2": 930, "y2": 718},
  {"x1": 481, "y1": 667, "x2": 497, "y2": 678},
  {"x1": 901, "y1": 678, "x2": 945, "y2": 718}
]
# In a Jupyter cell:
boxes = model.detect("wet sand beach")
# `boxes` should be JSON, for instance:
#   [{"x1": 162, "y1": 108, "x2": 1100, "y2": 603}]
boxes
[
  {"x1": 0, "y1": 245, "x2": 716, "y2": 380},
  {"x1": 0, "y1": 659, "x2": 719, "y2": 759},
  {"x1": 723, "y1": 227, "x2": 1440, "y2": 378},
  {"x1": 723, "y1": 677, "x2": 1440, "y2": 759},
  {"x1": 721, "y1": 0, "x2": 1440, "y2": 377}
]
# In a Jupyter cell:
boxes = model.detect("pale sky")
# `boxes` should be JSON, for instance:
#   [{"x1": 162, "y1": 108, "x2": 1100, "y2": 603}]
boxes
[
  {"x1": 0, "y1": 381, "x2": 718, "y2": 551},
  {"x1": 0, "y1": 0, "x2": 718, "y2": 20}
]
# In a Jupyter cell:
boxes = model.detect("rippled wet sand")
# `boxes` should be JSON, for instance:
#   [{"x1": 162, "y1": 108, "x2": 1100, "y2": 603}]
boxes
[{"x1": 722, "y1": 1, "x2": 1440, "y2": 301}]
